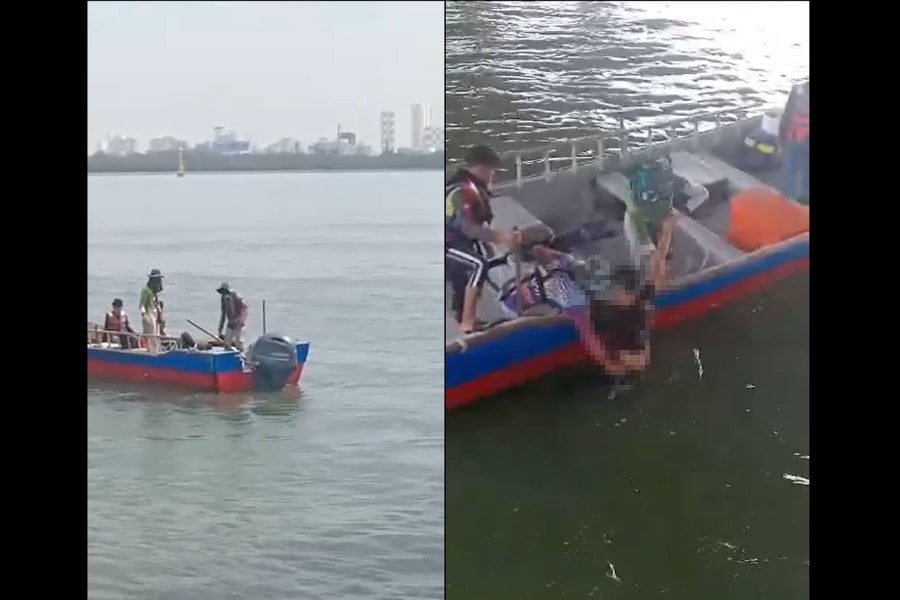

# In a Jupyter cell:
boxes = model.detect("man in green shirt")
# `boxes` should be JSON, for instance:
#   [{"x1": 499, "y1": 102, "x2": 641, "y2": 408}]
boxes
[{"x1": 140, "y1": 269, "x2": 164, "y2": 353}]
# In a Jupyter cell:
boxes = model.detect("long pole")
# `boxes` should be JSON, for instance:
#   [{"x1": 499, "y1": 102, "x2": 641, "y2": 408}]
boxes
[{"x1": 262, "y1": 299, "x2": 267, "y2": 334}]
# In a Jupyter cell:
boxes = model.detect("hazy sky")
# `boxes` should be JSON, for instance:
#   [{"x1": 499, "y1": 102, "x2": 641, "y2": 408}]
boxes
[{"x1": 88, "y1": 1, "x2": 444, "y2": 152}]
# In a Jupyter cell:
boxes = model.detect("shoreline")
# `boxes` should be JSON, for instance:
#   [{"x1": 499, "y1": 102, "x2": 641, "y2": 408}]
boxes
[
  {"x1": 87, "y1": 166, "x2": 444, "y2": 176},
  {"x1": 88, "y1": 151, "x2": 445, "y2": 175}
]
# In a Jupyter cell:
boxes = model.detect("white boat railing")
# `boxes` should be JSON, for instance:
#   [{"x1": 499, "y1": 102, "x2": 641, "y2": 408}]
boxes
[
  {"x1": 86, "y1": 323, "x2": 180, "y2": 349},
  {"x1": 448, "y1": 105, "x2": 772, "y2": 188}
]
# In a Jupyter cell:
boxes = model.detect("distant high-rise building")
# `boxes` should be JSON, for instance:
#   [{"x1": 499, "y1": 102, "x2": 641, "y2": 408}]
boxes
[
  {"x1": 265, "y1": 138, "x2": 302, "y2": 154},
  {"x1": 380, "y1": 111, "x2": 396, "y2": 154},
  {"x1": 411, "y1": 103, "x2": 432, "y2": 149},
  {"x1": 210, "y1": 126, "x2": 250, "y2": 155},
  {"x1": 420, "y1": 126, "x2": 444, "y2": 152},
  {"x1": 105, "y1": 134, "x2": 137, "y2": 156},
  {"x1": 148, "y1": 136, "x2": 187, "y2": 153}
]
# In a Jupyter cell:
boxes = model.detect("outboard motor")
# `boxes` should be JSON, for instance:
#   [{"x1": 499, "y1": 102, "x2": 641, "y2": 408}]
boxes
[
  {"x1": 247, "y1": 333, "x2": 299, "y2": 391},
  {"x1": 179, "y1": 331, "x2": 196, "y2": 349}
]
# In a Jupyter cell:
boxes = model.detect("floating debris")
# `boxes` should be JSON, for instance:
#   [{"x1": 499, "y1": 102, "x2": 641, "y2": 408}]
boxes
[
  {"x1": 783, "y1": 473, "x2": 810, "y2": 486},
  {"x1": 607, "y1": 562, "x2": 621, "y2": 582},
  {"x1": 745, "y1": 383, "x2": 755, "y2": 390},
  {"x1": 794, "y1": 453, "x2": 810, "y2": 460},
  {"x1": 692, "y1": 348, "x2": 703, "y2": 379},
  {"x1": 717, "y1": 540, "x2": 738, "y2": 550}
]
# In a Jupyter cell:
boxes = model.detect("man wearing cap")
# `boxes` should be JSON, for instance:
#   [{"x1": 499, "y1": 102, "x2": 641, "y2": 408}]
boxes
[
  {"x1": 216, "y1": 282, "x2": 249, "y2": 350},
  {"x1": 139, "y1": 269, "x2": 164, "y2": 353},
  {"x1": 445, "y1": 144, "x2": 522, "y2": 333},
  {"x1": 103, "y1": 298, "x2": 136, "y2": 349}
]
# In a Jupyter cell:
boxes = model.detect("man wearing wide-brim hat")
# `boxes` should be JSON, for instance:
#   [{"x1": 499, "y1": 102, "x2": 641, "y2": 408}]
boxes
[
  {"x1": 140, "y1": 269, "x2": 164, "y2": 353},
  {"x1": 216, "y1": 281, "x2": 249, "y2": 351}
]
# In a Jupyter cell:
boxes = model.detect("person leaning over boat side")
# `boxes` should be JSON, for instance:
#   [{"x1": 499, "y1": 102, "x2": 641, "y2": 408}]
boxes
[
  {"x1": 780, "y1": 80, "x2": 809, "y2": 202},
  {"x1": 594, "y1": 213, "x2": 676, "y2": 396},
  {"x1": 139, "y1": 269, "x2": 164, "y2": 354},
  {"x1": 445, "y1": 144, "x2": 522, "y2": 333},
  {"x1": 216, "y1": 282, "x2": 248, "y2": 351},
  {"x1": 103, "y1": 298, "x2": 137, "y2": 349}
]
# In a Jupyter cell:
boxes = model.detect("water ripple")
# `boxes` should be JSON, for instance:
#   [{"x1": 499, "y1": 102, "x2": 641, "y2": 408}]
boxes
[{"x1": 446, "y1": 0, "x2": 808, "y2": 157}]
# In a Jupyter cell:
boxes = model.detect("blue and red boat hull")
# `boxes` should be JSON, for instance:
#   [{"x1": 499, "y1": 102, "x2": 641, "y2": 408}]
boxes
[
  {"x1": 88, "y1": 342, "x2": 310, "y2": 393},
  {"x1": 446, "y1": 235, "x2": 808, "y2": 409}
]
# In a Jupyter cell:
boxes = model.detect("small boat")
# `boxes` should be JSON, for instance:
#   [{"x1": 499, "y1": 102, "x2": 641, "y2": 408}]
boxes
[
  {"x1": 176, "y1": 146, "x2": 185, "y2": 177},
  {"x1": 87, "y1": 325, "x2": 309, "y2": 393},
  {"x1": 446, "y1": 107, "x2": 809, "y2": 410}
]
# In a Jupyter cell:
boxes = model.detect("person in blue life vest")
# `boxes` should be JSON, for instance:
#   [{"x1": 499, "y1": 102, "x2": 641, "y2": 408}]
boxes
[
  {"x1": 779, "y1": 80, "x2": 809, "y2": 202},
  {"x1": 445, "y1": 145, "x2": 522, "y2": 334}
]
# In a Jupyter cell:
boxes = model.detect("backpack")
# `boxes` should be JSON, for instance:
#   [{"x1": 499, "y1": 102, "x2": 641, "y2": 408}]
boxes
[{"x1": 627, "y1": 156, "x2": 676, "y2": 231}]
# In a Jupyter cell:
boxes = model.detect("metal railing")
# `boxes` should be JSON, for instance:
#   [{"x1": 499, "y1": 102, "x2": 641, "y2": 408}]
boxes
[
  {"x1": 449, "y1": 105, "x2": 773, "y2": 188},
  {"x1": 87, "y1": 323, "x2": 180, "y2": 350}
]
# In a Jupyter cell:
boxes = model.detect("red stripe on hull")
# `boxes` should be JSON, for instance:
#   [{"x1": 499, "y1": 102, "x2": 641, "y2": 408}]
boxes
[
  {"x1": 654, "y1": 258, "x2": 808, "y2": 329},
  {"x1": 88, "y1": 360, "x2": 306, "y2": 393},
  {"x1": 446, "y1": 343, "x2": 583, "y2": 410},
  {"x1": 286, "y1": 364, "x2": 304, "y2": 386},
  {"x1": 447, "y1": 258, "x2": 809, "y2": 409},
  {"x1": 88, "y1": 359, "x2": 223, "y2": 391}
]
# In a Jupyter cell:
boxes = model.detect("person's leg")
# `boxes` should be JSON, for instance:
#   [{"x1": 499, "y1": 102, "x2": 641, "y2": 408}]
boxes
[
  {"x1": 233, "y1": 326, "x2": 245, "y2": 351},
  {"x1": 142, "y1": 314, "x2": 160, "y2": 353},
  {"x1": 224, "y1": 327, "x2": 235, "y2": 347},
  {"x1": 782, "y1": 143, "x2": 798, "y2": 199},
  {"x1": 446, "y1": 246, "x2": 489, "y2": 332},
  {"x1": 445, "y1": 256, "x2": 468, "y2": 323},
  {"x1": 623, "y1": 210, "x2": 655, "y2": 269}
]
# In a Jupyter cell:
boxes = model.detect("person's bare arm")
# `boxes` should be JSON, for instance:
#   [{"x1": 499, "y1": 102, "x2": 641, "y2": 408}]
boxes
[{"x1": 649, "y1": 213, "x2": 677, "y2": 290}]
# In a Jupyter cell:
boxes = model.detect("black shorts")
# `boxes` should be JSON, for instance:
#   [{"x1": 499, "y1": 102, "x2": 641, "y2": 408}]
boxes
[{"x1": 446, "y1": 241, "x2": 489, "y2": 292}]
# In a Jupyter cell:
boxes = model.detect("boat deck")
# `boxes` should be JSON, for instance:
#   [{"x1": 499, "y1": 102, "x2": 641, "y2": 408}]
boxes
[{"x1": 446, "y1": 143, "x2": 785, "y2": 343}]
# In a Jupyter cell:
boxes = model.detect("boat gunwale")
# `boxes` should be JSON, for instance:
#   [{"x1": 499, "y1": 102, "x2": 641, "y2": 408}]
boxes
[{"x1": 445, "y1": 232, "x2": 808, "y2": 354}]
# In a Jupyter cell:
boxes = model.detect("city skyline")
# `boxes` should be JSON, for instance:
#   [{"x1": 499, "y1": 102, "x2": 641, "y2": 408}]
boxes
[
  {"x1": 88, "y1": 1, "x2": 443, "y2": 154},
  {"x1": 93, "y1": 103, "x2": 444, "y2": 155}
]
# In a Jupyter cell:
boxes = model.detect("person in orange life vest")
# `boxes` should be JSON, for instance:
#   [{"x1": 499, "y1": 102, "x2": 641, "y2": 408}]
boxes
[
  {"x1": 779, "y1": 80, "x2": 809, "y2": 202},
  {"x1": 216, "y1": 282, "x2": 249, "y2": 350},
  {"x1": 103, "y1": 298, "x2": 137, "y2": 348},
  {"x1": 445, "y1": 145, "x2": 522, "y2": 333}
]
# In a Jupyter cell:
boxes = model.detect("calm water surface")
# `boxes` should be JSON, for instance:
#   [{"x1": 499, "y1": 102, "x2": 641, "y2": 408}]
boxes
[
  {"x1": 446, "y1": 2, "x2": 809, "y2": 598},
  {"x1": 88, "y1": 171, "x2": 443, "y2": 599}
]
